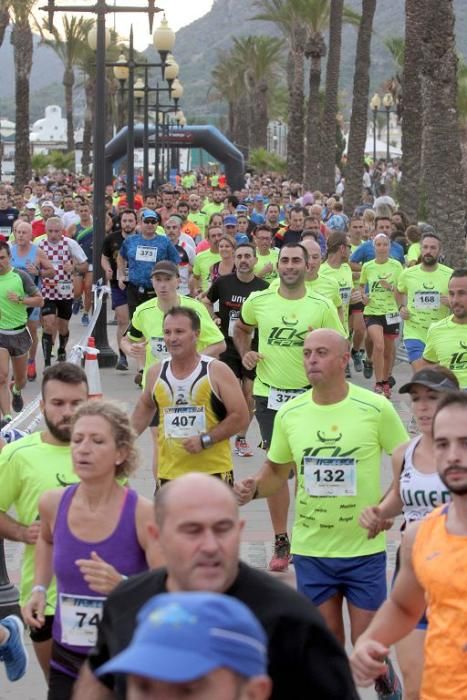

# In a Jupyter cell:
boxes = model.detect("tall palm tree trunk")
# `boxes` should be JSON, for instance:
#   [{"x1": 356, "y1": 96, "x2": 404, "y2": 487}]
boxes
[
  {"x1": 320, "y1": 0, "x2": 344, "y2": 193},
  {"x1": 344, "y1": 0, "x2": 376, "y2": 217},
  {"x1": 251, "y1": 80, "x2": 269, "y2": 149},
  {"x1": 421, "y1": 0, "x2": 465, "y2": 267},
  {"x1": 286, "y1": 35, "x2": 305, "y2": 181},
  {"x1": 0, "y1": 3, "x2": 9, "y2": 47},
  {"x1": 397, "y1": 0, "x2": 423, "y2": 222},
  {"x1": 63, "y1": 65, "x2": 75, "y2": 152},
  {"x1": 304, "y1": 52, "x2": 323, "y2": 190},
  {"x1": 12, "y1": 19, "x2": 33, "y2": 187}
]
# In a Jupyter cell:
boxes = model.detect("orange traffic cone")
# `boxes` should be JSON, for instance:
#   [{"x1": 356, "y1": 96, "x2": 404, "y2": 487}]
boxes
[{"x1": 84, "y1": 337, "x2": 103, "y2": 399}]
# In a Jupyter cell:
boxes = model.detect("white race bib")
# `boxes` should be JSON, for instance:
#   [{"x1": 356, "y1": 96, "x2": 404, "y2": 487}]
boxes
[
  {"x1": 59, "y1": 593, "x2": 105, "y2": 647},
  {"x1": 267, "y1": 387, "x2": 305, "y2": 410},
  {"x1": 413, "y1": 291, "x2": 440, "y2": 310},
  {"x1": 385, "y1": 312, "x2": 401, "y2": 325},
  {"x1": 135, "y1": 245, "x2": 158, "y2": 262},
  {"x1": 123, "y1": 266, "x2": 129, "y2": 282},
  {"x1": 228, "y1": 310, "x2": 240, "y2": 337},
  {"x1": 0, "y1": 227, "x2": 11, "y2": 236},
  {"x1": 163, "y1": 405, "x2": 206, "y2": 438},
  {"x1": 150, "y1": 336, "x2": 169, "y2": 359},
  {"x1": 303, "y1": 456, "x2": 357, "y2": 497},
  {"x1": 57, "y1": 280, "x2": 73, "y2": 296},
  {"x1": 340, "y1": 287, "x2": 351, "y2": 305}
]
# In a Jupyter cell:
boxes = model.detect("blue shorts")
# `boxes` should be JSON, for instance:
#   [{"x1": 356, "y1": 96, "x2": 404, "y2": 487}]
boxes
[
  {"x1": 293, "y1": 552, "x2": 387, "y2": 610},
  {"x1": 111, "y1": 285, "x2": 128, "y2": 310},
  {"x1": 404, "y1": 338, "x2": 425, "y2": 363},
  {"x1": 27, "y1": 307, "x2": 41, "y2": 322}
]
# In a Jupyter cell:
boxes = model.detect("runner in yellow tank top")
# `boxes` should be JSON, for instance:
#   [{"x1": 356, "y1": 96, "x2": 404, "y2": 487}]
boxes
[
  {"x1": 131, "y1": 306, "x2": 249, "y2": 485},
  {"x1": 351, "y1": 392, "x2": 467, "y2": 699}
]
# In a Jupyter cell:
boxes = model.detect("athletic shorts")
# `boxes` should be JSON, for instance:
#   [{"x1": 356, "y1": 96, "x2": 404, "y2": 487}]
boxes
[
  {"x1": 392, "y1": 546, "x2": 428, "y2": 629},
  {"x1": 349, "y1": 301, "x2": 365, "y2": 314},
  {"x1": 404, "y1": 338, "x2": 426, "y2": 363},
  {"x1": 364, "y1": 314, "x2": 400, "y2": 337},
  {"x1": 220, "y1": 347, "x2": 255, "y2": 381},
  {"x1": 0, "y1": 327, "x2": 32, "y2": 357},
  {"x1": 155, "y1": 470, "x2": 234, "y2": 491},
  {"x1": 42, "y1": 298, "x2": 73, "y2": 321},
  {"x1": 29, "y1": 614, "x2": 54, "y2": 643},
  {"x1": 27, "y1": 307, "x2": 41, "y2": 322},
  {"x1": 110, "y1": 285, "x2": 128, "y2": 310},
  {"x1": 254, "y1": 395, "x2": 276, "y2": 449},
  {"x1": 127, "y1": 283, "x2": 156, "y2": 319},
  {"x1": 149, "y1": 405, "x2": 160, "y2": 428},
  {"x1": 293, "y1": 551, "x2": 387, "y2": 610}
]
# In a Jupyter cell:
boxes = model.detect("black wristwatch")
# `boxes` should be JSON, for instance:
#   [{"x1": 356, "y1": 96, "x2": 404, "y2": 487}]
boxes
[{"x1": 200, "y1": 433, "x2": 213, "y2": 449}]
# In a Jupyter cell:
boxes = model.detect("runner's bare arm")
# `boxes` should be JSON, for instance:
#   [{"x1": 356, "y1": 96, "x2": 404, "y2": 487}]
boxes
[
  {"x1": 206, "y1": 361, "x2": 250, "y2": 443},
  {"x1": 72, "y1": 662, "x2": 116, "y2": 700},
  {"x1": 0, "y1": 511, "x2": 40, "y2": 544},
  {"x1": 201, "y1": 340, "x2": 226, "y2": 358},
  {"x1": 37, "y1": 249, "x2": 55, "y2": 278},
  {"x1": 131, "y1": 363, "x2": 161, "y2": 435},
  {"x1": 235, "y1": 458, "x2": 292, "y2": 504},
  {"x1": 232, "y1": 317, "x2": 254, "y2": 357}
]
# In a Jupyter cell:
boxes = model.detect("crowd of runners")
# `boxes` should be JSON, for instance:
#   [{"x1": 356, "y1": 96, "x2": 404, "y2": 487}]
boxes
[{"x1": 0, "y1": 170, "x2": 465, "y2": 700}]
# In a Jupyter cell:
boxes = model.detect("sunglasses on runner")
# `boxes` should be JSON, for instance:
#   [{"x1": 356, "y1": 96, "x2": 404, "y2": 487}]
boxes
[{"x1": 143, "y1": 218, "x2": 157, "y2": 224}]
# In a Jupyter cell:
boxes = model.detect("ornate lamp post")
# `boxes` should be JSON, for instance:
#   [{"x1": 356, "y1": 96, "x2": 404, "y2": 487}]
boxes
[
  {"x1": 370, "y1": 92, "x2": 381, "y2": 163},
  {"x1": 382, "y1": 92, "x2": 395, "y2": 163}
]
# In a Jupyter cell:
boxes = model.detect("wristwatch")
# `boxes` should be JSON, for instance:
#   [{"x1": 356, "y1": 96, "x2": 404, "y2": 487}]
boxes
[{"x1": 200, "y1": 433, "x2": 213, "y2": 449}]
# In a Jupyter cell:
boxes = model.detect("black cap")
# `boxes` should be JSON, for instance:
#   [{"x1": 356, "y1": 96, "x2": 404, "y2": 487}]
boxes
[
  {"x1": 399, "y1": 368, "x2": 459, "y2": 394},
  {"x1": 151, "y1": 261, "x2": 179, "y2": 278}
]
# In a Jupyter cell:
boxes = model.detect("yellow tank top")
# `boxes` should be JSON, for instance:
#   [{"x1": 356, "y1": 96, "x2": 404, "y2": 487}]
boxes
[
  {"x1": 412, "y1": 504, "x2": 467, "y2": 699},
  {"x1": 153, "y1": 355, "x2": 233, "y2": 480}
]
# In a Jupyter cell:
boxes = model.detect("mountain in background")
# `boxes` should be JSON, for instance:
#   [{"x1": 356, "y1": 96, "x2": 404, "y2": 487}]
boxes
[{"x1": 0, "y1": 0, "x2": 465, "y2": 126}]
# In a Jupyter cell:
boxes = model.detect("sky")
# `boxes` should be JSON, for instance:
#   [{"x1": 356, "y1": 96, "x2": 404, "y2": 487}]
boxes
[{"x1": 34, "y1": 0, "x2": 214, "y2": 50}]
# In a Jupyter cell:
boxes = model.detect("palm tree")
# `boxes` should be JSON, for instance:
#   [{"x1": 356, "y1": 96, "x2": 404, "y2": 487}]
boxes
[
  {"x1": 10, "y1": 1, "x2": 34, "y2": 188},
  {"x1": 397, "y1": 2, "x2": 423, "y2": 222},
  {"x1": 320, "y1": 0, "x2": 344, "y2": 193},
  {"x1": 210, "y1": 52, "x2": 246, "y2": 153},
  {"x1": 420, "y1": 0, "x2": 465, "y2": 267},
  {"x1": 37, "y1": 16, "x2": 94, "y2": 152},
  {"x1": 253, "y1": 0, "x2": 306, "y2": 182},
  {"x1": 343, "y1": 0, "x2": 376, "y2": 217}
]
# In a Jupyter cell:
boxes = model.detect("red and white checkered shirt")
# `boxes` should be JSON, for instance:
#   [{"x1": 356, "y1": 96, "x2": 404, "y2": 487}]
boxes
[{"x1": 39, "y1": 237, "x2": 74, "y2": 300}]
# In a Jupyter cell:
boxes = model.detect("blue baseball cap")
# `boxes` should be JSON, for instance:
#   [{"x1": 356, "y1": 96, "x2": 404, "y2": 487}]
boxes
[
  {"x1": 235, "y1": 233, "x2": 250, "y2": 245},
  {"x1": 236, "y1": 204, "x2": 248, "y2": 213},
  {"x1": 141, "y1": 209, "x2": 160, "y2": 222},
  {"x1": 254, "y1": 194, "x2": 264, "y2": 202},
  {"x1": 223, "y1": 215, "x2": 238, "y2": 226},
  {"x1": 96, "y1": 592, "x2": 268, "y2": 682}
]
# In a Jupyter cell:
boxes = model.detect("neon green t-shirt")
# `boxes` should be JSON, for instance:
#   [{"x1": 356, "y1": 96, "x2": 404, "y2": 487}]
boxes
[
  {"x1": 423, "y1": 315, "x2": 467, "y2": 388},
  {"x1": 319, "y1": 262, "x2": 354, "y2": 334},
  {"x1": 269, "y1": 275, "x2": 342, "y2": 312},
  {"x1": 360, "y1": 258, "x2": 403, "y2": 316},
  {"x1": 268, "y1": 383, "x2": 409, "y2": 557},
  {"x1": 187, "y1": 211, "x2": 208, "y2": 238},
  {"x1": 240, "y1": 287, "x2": 345, "y2": 397},
  {"x1": 254, "y1": 249, "x2": 279, "y2": 285},
  {"x1": 407, "y1": 242, "x2": 421, "y2": 264},
  {"x1": 127, "y1": 295, "x2": 224, "y2": 383},
  {"x1": 203, "y1": 202, "x2": 224, "y2": 220},
  {"x1": 0, "y1": 268, "x2": 39, "y2": 329},
  {"x1": 192, "y1": 249, "x2": 221, "y2": 291},
  {"x1": 397, "y1": 263, "x2": 452, "y2": 342},
  {"x1": 0, "y1": 432, "x2": 78, "y2": 610}
]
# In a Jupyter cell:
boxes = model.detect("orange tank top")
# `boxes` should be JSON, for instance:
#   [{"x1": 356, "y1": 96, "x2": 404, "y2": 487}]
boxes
[{"x1": 412, "y1": 504, "x2": 467, "y2": 699}]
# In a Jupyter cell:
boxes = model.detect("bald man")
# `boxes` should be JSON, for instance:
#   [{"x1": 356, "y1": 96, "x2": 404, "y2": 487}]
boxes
[
  {"x1": 75, "y1": 473, "x2": 357, "y2": 700},
  {"x1": 235, "y1": 330, "x2": 407, "y2": 697}
]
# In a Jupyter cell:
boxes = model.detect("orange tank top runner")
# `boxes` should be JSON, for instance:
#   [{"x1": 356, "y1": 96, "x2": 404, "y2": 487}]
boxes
[{"x1": 412, "y1": 504, "x2": 467, "y2": 700}]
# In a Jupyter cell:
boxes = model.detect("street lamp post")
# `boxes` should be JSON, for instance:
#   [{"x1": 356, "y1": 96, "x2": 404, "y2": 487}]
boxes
[
  {"x1": 113, "y1": 52, "x2": 129, "y2": 132},
  {"x1": 370, "y1": 92, "x2": 381, "y2": 163},
  {"x1": 40, "y1": 0, "x2": 163, "y2": 368},
  {"x1": 382, "y1": 92, "x2": 394, "y2": 163},
  {"x1": 150, "y1": 82, "x2": 182, "y2": 188}
]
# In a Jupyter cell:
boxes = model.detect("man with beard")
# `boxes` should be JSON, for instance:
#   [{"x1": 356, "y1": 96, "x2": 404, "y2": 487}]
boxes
[
  {"x1": 396, "y1": 233, "x2": 452, "y2": 371},
  {"x1": 351, "y1": 391, "x2": 467, "y2": 699},
  {"x1": 423, "y1": 268, "x2": 467, "y2": 389},
  {"x1": 0, "y1": 363, "x2": 88, "y2": 677}
]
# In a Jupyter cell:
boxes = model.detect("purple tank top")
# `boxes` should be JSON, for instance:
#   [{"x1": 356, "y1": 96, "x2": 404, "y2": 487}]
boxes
[{"x1": 52, "y1": 484, "x2": 147, "y2": 655}]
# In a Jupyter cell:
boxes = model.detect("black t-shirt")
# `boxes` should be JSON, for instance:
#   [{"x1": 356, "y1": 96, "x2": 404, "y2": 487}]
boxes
[
  {"x1": 87, "y1": 563, "x2": 358, "y2": 700},
  {"x1": 274, "y1": 227, "x2": 303, "y2": 249},
  {"x1": 206, "y1": 273, "x2": 268, "y2": 351},
  {"x1": 101, "y1": 230, "x2": 128, "y2": 287},
  {"x1": 0, "y1": 207, "x2": 19, "y2": 236}
]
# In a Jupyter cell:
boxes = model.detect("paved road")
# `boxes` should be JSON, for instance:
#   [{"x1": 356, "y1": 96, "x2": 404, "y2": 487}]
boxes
[{"x1": 0, "y1": 307, "x2": 413, "y2": 698}]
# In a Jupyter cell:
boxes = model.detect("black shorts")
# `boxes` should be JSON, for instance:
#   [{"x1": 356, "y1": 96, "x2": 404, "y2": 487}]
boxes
[
  {"x1": 220, "y1": 347, "x2": 255, "y2": 381},
  {"x1": 110, "y1": 285, "x2": 128, "y2": 310},
  {"x1": 364, "y1": 314, "x2": 400, "y2": 337},
  {"x1": 42, "y1": 298, "x2": 73, "y2": 321},
  {"x1": 254, "y1": 395, "x2": 276, "y2": 449},
  {"x1": 149, "y1": 405, "x2": 160, "y2": 428},
  {"x1": 155, "y1": 470, "x2": 234, "y2": 491},
  {"x1": 127, "y1": 283, "x2": 156, "y2": 319},
  {"x1": 349, "y1": 301, "x2": 365, "y2": 313},
  {"x1": 0, "y1": 327, "x2": 32, "y2": 357},
  {"x1": 29, "y1": 614, "x2": 54, "y2": 643}
]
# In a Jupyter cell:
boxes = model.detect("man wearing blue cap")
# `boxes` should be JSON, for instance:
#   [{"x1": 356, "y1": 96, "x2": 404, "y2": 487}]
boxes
[{"x1": 96, "y1": 592, "x2": 272, "y2": 700}]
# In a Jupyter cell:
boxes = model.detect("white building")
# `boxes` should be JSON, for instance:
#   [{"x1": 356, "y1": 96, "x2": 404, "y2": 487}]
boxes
[{"x1": 30, "y1": 105, "x2": 67, "y2": 144}]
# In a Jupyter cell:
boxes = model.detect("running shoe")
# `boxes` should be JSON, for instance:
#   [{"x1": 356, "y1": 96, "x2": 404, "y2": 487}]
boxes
[
  {"x1": 134, "y1": 369, "x2": 144, "y2": 386},
  {"x1": 382, "y1": 382, "x2": 392, "y2": 399},
  {"x1": 72, "y1": 299, "x2": 81, "y2": 315},
  {"x1": 27, "y1": 360, "x2": 36, "y2": 382},
  {"x1": 363, "y1": 359, "x2": 373, "y2": 379},
  {"x1": 57, "y1": 349, "x2": 66, "y2": 362},
  {"x1": 352, "y1": 350, "x2": 363, "y2": 372},
  {"x1": 374, "y1": 658, "x2": 402, "y2": 699},
  {"x1": 234, "y1": 437, "x2": 254, "y2": 457},
  {"x1": 345, "y1": 364, "x2": 352, "y2": 379},
  {"x1": 10, "y1": 384, "x2": 23, "y2": 413},
  {"x1": 116, "y1": 356, "x2": 129, "y2": 371},
  {"x1": 268, "y1": 536, "x2": 290, "y2": 573},
  {"x1": 374, "y1": 382, "x2": 384, "y2": 395},
  {"x1": 0, "y1": 415, "x2": 12, "y2": 430},
  {"x1": 81, "y1": 312, "x2": 90, "y2": 326},
  {"x1": 0, "y1": 614, "x2": 28, "y2": 682},
  {"x1": 387, "y1": 375, "x2": 396, "y2": 388}
]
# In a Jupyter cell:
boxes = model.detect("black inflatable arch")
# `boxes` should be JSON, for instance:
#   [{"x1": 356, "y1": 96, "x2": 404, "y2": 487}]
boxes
[{"x1": 104, "y1": 124, "x2": 245, "y2": 190}]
